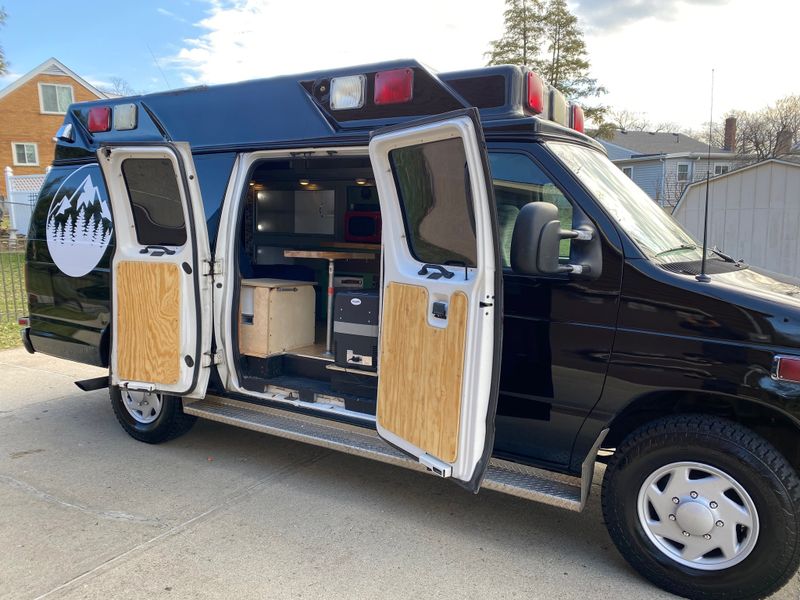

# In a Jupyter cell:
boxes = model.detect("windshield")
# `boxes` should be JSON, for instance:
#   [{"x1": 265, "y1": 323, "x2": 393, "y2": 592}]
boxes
[{"x1": 547, "y1": 141, "x2": 703, "y2": 263}]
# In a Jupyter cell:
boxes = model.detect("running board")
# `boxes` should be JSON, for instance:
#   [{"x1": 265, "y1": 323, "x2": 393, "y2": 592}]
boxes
[{"x1": 184, "y1": 396, "x2": 583, "y2": 512}]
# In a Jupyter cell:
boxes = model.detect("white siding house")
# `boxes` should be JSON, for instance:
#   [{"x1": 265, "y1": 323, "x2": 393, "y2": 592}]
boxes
[
  {"x1": 672, "y1": 158, "x2": 800, "y2": 277},
  {"x1": 599, "y1": 131, "x2": 742, "y2": 207}
]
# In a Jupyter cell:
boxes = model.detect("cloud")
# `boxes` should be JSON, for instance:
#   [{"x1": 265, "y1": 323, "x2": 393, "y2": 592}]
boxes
[
  {"x1": 157, "y1": 7, "x2": 187, "y2": 23},
  {"x1": 167, "y1": 0, "x2": 505, "y2": 86},
  {"x1": 574, "y1": 0, "x2": 731, "y2": 29}
]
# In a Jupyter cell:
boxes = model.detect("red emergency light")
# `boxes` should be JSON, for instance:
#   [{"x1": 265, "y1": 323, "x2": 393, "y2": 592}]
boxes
[
  {"x1": 374, "y1": 68, "x2": 414, "y2": 105},
  {"x1": 570, "y1": 103, "x2": 585, "y2": 134},
  {"x1": 774, "y1": 355, "x2": 800, "y2": 383},
  {"x1": 526, "y1": 71, "x2": 545, "y2": 114},
  {"x1": 87, "y1": 106, "x2": 111, "y2": 133}
]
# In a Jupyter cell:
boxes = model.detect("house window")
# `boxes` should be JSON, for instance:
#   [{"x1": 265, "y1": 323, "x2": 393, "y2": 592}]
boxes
[
  {"x1": 39, "y1": 83, "x2": 74, "y2": 114},
  {"x1": 622, "y1": 167, "x2": 633, "y2": 179},
  {"x1": 676, "y1": 163, "x2": 690, "y2": 183},
  {"x1": 12, "y1": 142, "x2": 38, "y2": 166},
  {"x1": 715, "y1": 165, "x2": 730, "y2": 175}
]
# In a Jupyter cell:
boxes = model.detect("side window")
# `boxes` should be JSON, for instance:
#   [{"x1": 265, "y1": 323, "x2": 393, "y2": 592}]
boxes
[
  {"x1": 488, "y1": 152, "x2": 573, "y2": 268},
  {"x1": 121, "y1": 158, "x2": 187, "y2": 246},
  {"x1": 390, "y1": 138, "x2": 477, "y2": 267}
]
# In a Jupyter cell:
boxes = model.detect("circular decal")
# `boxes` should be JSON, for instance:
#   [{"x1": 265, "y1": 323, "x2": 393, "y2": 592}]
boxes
[
  {"x1": 350, "y1": 298, "x2": 362, "y2": 306},
  {"x1": 46, "y1": 166, "x2": 113, "y2": 277}
]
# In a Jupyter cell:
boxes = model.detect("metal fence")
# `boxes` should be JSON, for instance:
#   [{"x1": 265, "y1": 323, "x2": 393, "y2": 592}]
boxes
[
  {"x1": 0, "y1": 237, "x2": 26, "y2": 323},
  {"x1": 0, "y1": 167, "x2": 45, "y2": 324}
]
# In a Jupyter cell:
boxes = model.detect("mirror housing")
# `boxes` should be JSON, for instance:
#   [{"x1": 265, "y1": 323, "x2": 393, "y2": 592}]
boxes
[{"x1": 510, "y1": 202, "x2": 596, "y2": 277}]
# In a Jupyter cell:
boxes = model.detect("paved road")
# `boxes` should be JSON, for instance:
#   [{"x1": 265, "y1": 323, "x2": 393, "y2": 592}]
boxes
[{"x1": 1, "y1": 348, "x2": 798, "y2": 600}]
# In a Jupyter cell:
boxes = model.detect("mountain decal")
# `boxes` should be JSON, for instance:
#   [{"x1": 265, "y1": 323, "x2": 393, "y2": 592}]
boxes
[{"x1": 46, "y1": 171, "x2": 113, "y2": 277}]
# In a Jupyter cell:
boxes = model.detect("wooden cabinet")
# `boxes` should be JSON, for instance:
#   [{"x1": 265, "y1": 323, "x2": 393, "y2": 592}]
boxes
[{"x1": 239, "y1": 279, "x2": 316, "y2": 358}]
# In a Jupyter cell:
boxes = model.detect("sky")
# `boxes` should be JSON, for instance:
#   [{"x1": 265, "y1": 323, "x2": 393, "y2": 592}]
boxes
[{"x1": 0, "y1": 0, "x2": 797, "y2": 130}]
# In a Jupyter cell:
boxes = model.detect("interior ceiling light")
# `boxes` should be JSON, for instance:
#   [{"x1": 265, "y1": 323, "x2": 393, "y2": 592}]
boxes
[
  {"x1": 299, "y1": 179, "x2": 310, "y2": 186},
  {"x1": 355, "y1": 178, "x2": 367, "y2": 185}
]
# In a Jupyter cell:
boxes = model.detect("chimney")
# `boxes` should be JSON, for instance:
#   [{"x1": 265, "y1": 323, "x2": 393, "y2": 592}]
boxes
[
  {"x1": 723, "y1": 117, "x2": 737, "y2": 152},
  {"x1": 775, "y1": 128, "x2": 793, "y2": 157}
]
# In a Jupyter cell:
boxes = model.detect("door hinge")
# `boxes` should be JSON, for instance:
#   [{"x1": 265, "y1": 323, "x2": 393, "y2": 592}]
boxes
[
  {"x1": 419, "y1": 454, "x2": 452, "y2": 478},
  {"x1": 202, "y1": 259, "x2": 222, "y2": 277},
  {"x1": 201, "y1": 350, "x2": 223, "y2": 367}
]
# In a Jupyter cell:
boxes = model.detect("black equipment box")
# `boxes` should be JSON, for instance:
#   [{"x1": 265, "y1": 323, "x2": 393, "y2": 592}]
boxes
[{"x1": 333, "y1": 290, "x2": 379, "y2": 372}]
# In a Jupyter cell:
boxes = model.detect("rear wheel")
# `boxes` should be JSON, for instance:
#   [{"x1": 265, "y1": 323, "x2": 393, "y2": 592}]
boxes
[
  {"x1": 110, "y1": 386, "x2": 196, "y2": 443},
  {"x1": 602, "y1": 414, "x2": 800, "y2": 600}
]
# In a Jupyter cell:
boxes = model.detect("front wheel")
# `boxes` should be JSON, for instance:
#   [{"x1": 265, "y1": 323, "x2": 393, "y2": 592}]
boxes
[
  {"x1": 110, "y1": 386, "x2": 196, "y2": 444},
  {"x1": 602, "y1": 415, "x2": 800, "y2": 600}
]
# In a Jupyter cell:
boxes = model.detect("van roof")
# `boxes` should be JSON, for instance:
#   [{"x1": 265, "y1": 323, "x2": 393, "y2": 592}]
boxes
[{"x1": 55, "y1": 59, "x2": 601, "y2": 161}]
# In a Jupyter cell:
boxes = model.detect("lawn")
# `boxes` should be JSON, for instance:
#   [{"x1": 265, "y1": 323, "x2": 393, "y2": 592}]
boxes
[{"x1": 0, "y1": 250, "x2": 26, "y2": 349}]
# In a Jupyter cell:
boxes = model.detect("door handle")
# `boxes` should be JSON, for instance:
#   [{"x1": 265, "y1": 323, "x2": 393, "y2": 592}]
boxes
[
  {"x1": 418, "y1": 264, "x2": 454, "y2": 280},
  {"x1": 139, "y1": 245, "x2": 176, "y2": 256}
]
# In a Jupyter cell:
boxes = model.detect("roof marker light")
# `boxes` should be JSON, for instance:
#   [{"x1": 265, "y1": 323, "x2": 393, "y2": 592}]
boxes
[
  {"x1": 374, "y1": 68, "x2": 414, "y2": 105},
  {"x1": 113, "y1": 103, "x2": 137, "y2": 130},
  {"x1": 526, "y1": 71, "x2": 545, "y2": 114},
  {"x1": 330, "y1": 75, "x2": 366, "y2": 110},
  {"x1": 87, "y1": 106, "x2": 111, "y2": 133},
  {"x1": 570, "y1": 104, "x2": 585, "y2": 133}
]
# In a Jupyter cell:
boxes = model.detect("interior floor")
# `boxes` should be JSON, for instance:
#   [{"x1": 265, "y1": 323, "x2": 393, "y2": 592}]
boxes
[{"x1": 233, "y1": 154, "x2": 381, "y2": 419}]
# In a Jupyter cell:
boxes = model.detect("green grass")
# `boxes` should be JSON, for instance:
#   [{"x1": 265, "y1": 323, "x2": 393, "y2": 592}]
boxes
[
  {"x1": 0, "y1": 320, "x2": 20, "y2": 350},
  {"x1": 0, "y1": 250, "x2": 26, "y2": 349}
]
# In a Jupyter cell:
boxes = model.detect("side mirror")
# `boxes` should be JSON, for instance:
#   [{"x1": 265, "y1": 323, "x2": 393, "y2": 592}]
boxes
[{"x1": 510, "y1": 202, "x2": 594, "y2": 276}]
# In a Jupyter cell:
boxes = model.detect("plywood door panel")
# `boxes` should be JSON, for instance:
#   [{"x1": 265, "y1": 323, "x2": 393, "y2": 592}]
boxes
[
  {"x1": 117, "y1": 261, "x2": 181, "y2": 384},
  {"x1": 377, "y1": 283, "x2": 468, "y2": 463}
]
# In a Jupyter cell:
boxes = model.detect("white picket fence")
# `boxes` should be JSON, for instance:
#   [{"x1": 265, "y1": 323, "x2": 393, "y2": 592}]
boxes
[{"x1": 3, "y1": 166, "x2": 48, "y2": 239}]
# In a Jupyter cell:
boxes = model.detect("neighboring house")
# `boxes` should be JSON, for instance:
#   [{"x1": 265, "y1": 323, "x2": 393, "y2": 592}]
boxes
[
  {"x1": 600, "y1": 125, "x2": 744, "y2": 207},
  {"x1": 0, "y1": 57, "x2": 107, "y2": 198},
  {"x1": 673, "y1": 157, "x2": 800, "y2": 278}
]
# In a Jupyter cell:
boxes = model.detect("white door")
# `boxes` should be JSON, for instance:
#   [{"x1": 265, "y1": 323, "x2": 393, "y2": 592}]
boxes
[
  {"x1": 98, "y1": 143, "x2": 213, "y2": 399},
  {"x1": 369, "y1": 109, "x2": 502, "y2": 491}
]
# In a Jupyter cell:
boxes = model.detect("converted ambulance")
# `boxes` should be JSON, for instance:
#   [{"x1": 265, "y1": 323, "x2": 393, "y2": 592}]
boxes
[{"x1": 20, "y1": 60, "x2": 800, "y2": 599}]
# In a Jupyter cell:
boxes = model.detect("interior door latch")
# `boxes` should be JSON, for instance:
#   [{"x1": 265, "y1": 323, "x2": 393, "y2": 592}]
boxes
[{"x1": 432, "y1": 301, "x2": 448, "y2": 319}]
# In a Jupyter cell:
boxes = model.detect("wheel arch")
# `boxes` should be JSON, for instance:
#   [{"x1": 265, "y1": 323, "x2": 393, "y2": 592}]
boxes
[{"x1": 605, "y1": 390, "x2": 800, "y2": 472}]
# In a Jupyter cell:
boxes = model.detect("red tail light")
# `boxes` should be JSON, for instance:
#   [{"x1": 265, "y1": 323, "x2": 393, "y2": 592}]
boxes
[
  {"x1": 17, "y1": 316, "x2": 29, "y2": 327},
  {"x1": 774, "y1": 356, "x2": 800, "y2": 383},
  {"x1": 570, "y1": 104, "x2": 585, "y2": 133},
  {"x1": 88, "y1": 106, "x2": 111, "y2": 133},
  {"x1": 374, "y1": 68, "x2": 414, "y2": 105},
  {"x1": 526, "y1": 71, "x2": 545, "y2": 114}
]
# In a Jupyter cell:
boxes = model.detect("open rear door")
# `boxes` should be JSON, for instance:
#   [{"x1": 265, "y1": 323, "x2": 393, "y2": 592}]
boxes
[
  {"x1": 98, "y1": 143, "x2": 212, "y2": 399},
  {"x1": 369, "y1": 108, "x2": 502, "y2": 491}
]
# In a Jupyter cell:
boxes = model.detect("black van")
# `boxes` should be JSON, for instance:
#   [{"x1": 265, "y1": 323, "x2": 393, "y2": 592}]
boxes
[{"x1": 21, "y1": 60, "x2": 800, "y2": 599}]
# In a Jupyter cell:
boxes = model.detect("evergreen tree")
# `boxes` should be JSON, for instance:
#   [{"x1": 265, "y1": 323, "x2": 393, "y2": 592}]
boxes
[
  {"x1": 485, "y1": 0, "x2": 544, "y2": 67},
  {"x1": 486, "y1": 0, "x2": 606, "y2": 123}
]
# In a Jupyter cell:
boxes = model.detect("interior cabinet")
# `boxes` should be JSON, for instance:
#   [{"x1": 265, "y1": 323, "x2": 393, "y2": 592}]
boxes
[{"x1": 239, "y1": 279, "x2": 316, "y2": 358}]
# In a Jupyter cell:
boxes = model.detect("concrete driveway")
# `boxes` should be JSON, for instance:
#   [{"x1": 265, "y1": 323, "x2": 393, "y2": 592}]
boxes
[{"x1": 1, "y1": 347, "x2": 798, "y2": 600}]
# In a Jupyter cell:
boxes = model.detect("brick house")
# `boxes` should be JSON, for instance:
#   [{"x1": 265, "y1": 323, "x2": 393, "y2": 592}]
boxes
[{"x1": 0, "y1": 57, "x2": 107, "y2": 198}]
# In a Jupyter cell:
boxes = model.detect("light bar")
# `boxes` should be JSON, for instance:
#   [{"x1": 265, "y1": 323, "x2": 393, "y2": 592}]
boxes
[
  {"x1": 374, "y1": 68, "x2": 414, "y2": 105},
  {"x1": 87, "y1": 106, "x2": 111, "y2": 133},
  {"x1": 526, "y1": 71, "x2": 545, "y2": 114},
  {"x1": 113, "y1": 103, "x2": 138, "y2": 130},
  {"x1": 330, "y1": 75, "x2": 366, "y2": 110}
]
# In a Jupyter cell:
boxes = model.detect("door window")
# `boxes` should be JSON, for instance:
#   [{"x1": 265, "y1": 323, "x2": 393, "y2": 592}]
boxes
[
  {"x1": 488, "y1": 152, "x2": 573, "y2": 267},
  {"x1": 389, "y1": 138, "x2": 477, "y2": 267},
  {"x1": 121, "y1": 158, "x2": 187, "y2": 246}
]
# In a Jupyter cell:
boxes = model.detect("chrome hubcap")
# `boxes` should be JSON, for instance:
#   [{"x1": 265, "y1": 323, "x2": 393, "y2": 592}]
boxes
[
  {"x1": 637, "y1": 461, "x2": 759, "y2": 570},
  {"x1": 122, "y1": 390, "x2": 163, "y2": 424}
]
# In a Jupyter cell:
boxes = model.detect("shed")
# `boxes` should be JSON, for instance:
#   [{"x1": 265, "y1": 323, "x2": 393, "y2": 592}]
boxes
[{"x1": 672, "y1": 158, "x2": 800, "y2": 277}]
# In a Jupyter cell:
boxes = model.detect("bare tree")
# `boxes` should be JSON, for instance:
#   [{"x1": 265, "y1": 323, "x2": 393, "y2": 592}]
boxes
[
  {"x1": 0, "y1": 8, "x2": 8, "y2": 76},
  {"x1": 610, "y1": 109, "x2": 650, "y2": 131},
  {"x1": 104, "y1": 77, "x2": 137, "y2": 97}
]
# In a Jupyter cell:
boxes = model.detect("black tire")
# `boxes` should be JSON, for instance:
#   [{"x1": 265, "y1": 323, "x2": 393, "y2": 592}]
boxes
[
  {"x1": 602, "y1": 414, "x2": 800, "y2": 600},
  {"x1": 110, "y1": 386, "x2": 196, "y2": 444}
]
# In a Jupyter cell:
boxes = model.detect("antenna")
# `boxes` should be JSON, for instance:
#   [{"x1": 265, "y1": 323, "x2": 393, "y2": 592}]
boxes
[
  {"x1": 147, "y1": 43, "x2": 172, "y2": 90},
  {"x1": 696, "y1": 68, "x2": 714, "y2": 283}
]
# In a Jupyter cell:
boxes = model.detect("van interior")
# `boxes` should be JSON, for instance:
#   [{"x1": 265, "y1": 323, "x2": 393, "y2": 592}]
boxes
[{"x1": 234, "y1": 155, "x2": 383, "y2": 420}]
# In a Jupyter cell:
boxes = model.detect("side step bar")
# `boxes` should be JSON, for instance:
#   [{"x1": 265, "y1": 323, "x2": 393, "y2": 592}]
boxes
[{"x1": 184, "y1": 396, "x2": 584, "y2": 512}]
